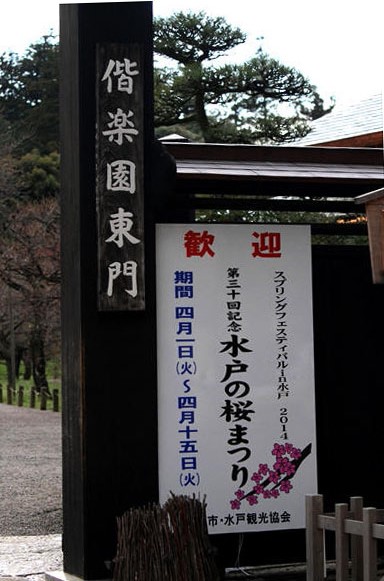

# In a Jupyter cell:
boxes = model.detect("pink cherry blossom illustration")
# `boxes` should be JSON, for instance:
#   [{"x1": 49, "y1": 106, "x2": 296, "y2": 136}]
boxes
[{"x1": 230, "y1": 442, "x2": 312, "y2": 509}]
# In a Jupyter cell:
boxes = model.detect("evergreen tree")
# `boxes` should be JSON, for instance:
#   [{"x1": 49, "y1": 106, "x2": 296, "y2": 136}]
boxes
[
  {"x1": 17, "y1": 149, "x2": 60, "y2": 200},
  {"x1": 0, "y1": 114, "x2": 18, "y2": 207},
  {"x1": 0, "y1": 36, "x2": 60, "y2": 386},
  {"x1": 0, "y1": 33, "x2": 59, "y2": 154},
  {"x1": 154, "y1": 11, "x2": 333, "y2": 143},
  {"x1": 0, "y1": 19, "x2": 333, "y2": 148}
]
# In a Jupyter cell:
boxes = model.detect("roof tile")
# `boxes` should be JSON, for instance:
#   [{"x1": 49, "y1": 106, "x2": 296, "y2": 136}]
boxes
[{"x1": 296, "y1": 93, "x2": 383, "y2": 145}]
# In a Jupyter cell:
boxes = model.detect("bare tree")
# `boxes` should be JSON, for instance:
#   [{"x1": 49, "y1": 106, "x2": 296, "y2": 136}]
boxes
[{"x1": 0, "y1": 197, "x2": 60, "y2": 392}]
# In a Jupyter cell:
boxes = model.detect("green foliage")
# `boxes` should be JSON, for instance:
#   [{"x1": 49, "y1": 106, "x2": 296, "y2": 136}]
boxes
[
  {"x1": 0, "y1": 115, "x2": 18, "y2": 202},
  {"x1": 250, "y1": 113, "x2": 310, "y2": 144},
  {"x1": 0, "y1": 358, "x2": 61, "y2": 411},
  {"x1": 154, "y1": 11, "x2": 246, "y2": 64},
  {"x1": 154, "y1": 12, "x2": 333, "y2": 143},
  {"x1": 17, "y1": 149, "x2": 60, "y2": 200},
  {"x1": 195, "y1": 205, "x2": 368, "y2": 246},
  {"x1": 0, "y1": 36, "x2": 60, "y2": 394},
  {"x1": 0, "y1": 35, "x2": 60, "y2": 202},
  {"x1": 300, "y1": 91, "x2": 335, "y2": 121},
  {"x1": 0, "y1": 33, "x2": 59, "y2": 154},
  {"x1": 0, "y1": 17, "x2": 332, "y2": 149}
]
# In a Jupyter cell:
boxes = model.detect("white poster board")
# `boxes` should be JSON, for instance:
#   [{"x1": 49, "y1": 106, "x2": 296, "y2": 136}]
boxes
[{"x1": 156, "y1": 224, "x2": 317, "y2": 534}]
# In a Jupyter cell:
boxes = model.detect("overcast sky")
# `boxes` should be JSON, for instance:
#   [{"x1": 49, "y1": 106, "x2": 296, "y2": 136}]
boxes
[{"x1": 1, "y1": 0, "x2": 382, "y2": 107}]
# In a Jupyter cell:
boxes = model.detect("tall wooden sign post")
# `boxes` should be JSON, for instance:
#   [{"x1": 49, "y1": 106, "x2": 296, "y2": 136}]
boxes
[{"x1": 60, "y1": 3, "x2": 158, "y2": 579}]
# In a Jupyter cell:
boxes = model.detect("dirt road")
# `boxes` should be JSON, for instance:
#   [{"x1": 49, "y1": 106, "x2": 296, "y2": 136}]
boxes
[{"x1": 0, "y1": 404, "x2": 62, "y2": 536}]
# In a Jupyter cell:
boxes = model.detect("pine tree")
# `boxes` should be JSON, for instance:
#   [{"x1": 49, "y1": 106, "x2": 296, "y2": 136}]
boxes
[{"x1": 154, "y1": 11, "x2": 332, "y2": 143}]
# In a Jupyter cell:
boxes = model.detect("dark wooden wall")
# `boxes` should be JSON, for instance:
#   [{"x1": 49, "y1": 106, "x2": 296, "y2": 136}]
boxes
[{"x1": 312, "y1": 246, "x2": 384, "y2": 508}]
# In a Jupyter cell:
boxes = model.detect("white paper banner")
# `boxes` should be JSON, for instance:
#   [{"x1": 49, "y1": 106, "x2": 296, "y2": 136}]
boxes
[{"x1": 156, "y1": 224, "x2": 317, "y2": 534}]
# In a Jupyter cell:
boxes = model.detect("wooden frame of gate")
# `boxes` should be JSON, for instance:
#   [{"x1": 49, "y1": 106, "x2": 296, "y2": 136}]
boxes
[{"x1": 60, "y1": 4, "x2": 383, "y2": 579}]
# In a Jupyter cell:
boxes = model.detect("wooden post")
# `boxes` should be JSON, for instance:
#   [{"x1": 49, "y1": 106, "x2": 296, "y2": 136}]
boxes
[
  {"x1": 40, "y1": 388, "x2": 47, "y2": 411},
  {"x1": 60, "y1": 3, "x2": 158, "y2": 579},
  {"x1": 17, "y1": 385, "x2": 24, "y2": 407},
  {"x1": 30, "y1": 387, "x2": 36, "y2": 409},
  {"x1": 362, "y1": 507, "x2": 377, "y2": 581},
  {"x1": 7, "y1": 385, "x2": 13, "y2": 405},
  {"x1": 0, "y1": 384, "x2": 3, "y2": 403},
  {"x1": 53, "y1": 388, "x2": 59, "y2": 412},
  {"x1": 350, "y1": 496, "x2": 364, "y2": 581},
  {"x1": 306, "y1": 494, "x2": 324, "y2": 581},
  {"x1": 335, "y1": 503, "x2": 349, "y2": 581}
]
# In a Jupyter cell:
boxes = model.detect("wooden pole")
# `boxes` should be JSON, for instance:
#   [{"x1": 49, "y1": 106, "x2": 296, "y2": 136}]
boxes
[
  {"x1": 8, "y1": 287, "x2": 16, "y2": 391},
  {"x1": 30, "y1": 386, "x2": 36, "y2": 408},
  {"x1": 362, "y1": 507, "x2": 377, "y2": 581},
  {"x1": 17, "y1": 385, "x2": 24, "y2": 407},
  {"x1": 350, "y1": 496, "x2": 363, "y2": 581},
  {"x1": 306, "y1": 494, "x2": 324, "y2": 581},
  {"x1": 60, "y1": 3, "x2": 158, "y2": 579},
  {"x1": 335, "y1": 503, "x2": 349, "y2": 581},
  {"x1": 40, "y1": 388, "x2": 47, "y2": 411},
  {"x1": 53, "y1": 388, "x2": 59, "y2": 412}
]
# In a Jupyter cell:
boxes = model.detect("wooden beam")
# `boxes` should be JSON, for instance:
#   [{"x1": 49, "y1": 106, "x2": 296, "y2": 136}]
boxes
[{"x1": 60, "y1": 3, "x2": 157, "y2": 579}]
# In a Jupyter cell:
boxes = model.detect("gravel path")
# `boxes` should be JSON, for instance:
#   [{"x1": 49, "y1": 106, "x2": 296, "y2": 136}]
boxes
[{"x1": 0, "y1": 404, "x2": 62, "y2": 536}]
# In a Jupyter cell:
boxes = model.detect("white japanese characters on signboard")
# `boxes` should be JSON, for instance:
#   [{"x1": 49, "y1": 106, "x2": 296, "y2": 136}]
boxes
[
  {"x1": 96, "y1": 43, "x2": 145, "y2": 311},
  {"x1": 156, "y1": 224, "x2": 317, "y2": 534}
]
